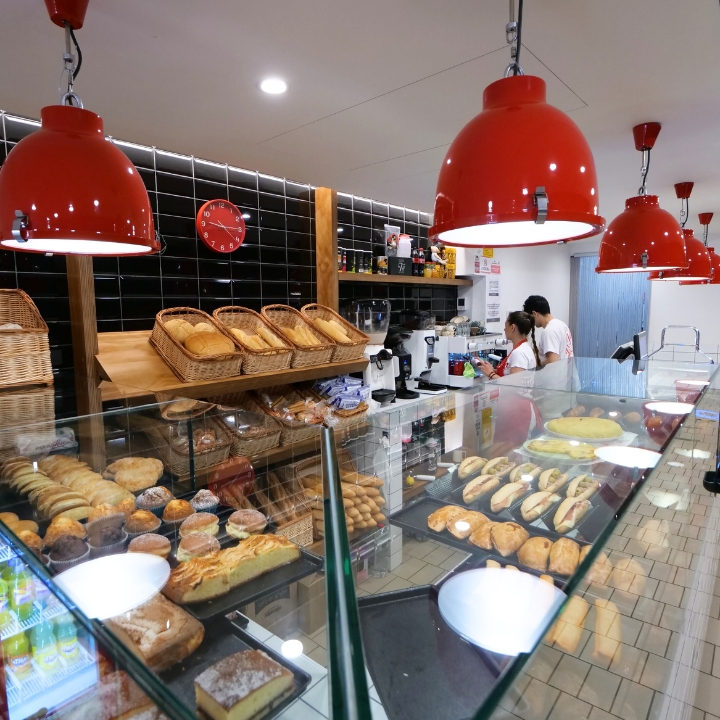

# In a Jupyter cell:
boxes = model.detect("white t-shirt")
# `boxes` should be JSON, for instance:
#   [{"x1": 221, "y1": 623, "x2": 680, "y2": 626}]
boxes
[
  {"x1": 506, "y1": 341, "x2": 537, "y2": 372},
  {"x1": 539, "y1": 318, "x2": 574, "y2": 361}
]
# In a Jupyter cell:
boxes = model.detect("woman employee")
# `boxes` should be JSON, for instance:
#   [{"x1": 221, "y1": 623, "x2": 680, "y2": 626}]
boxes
[{"x1": 476, "y1": 311, "x2": 541, "y2": 378}]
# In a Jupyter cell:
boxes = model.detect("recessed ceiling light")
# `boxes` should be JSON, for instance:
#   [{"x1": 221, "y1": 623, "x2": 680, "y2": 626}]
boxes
[{"x1": 259, "y1": 78, "x2": 288, "y2": 95}]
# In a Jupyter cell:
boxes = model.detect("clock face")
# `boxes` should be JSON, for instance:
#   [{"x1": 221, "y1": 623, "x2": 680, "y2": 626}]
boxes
[{"x1": 196, "y1": 200, "x2": 246, "y2": 253}]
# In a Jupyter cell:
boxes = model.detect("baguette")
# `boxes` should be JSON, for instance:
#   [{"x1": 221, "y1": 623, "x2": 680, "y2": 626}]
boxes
[
  {"x1": 482, "y1": 457, "x2": 516, "y2": 479},
  {"x1": 509, "y1": 463, "x2": 542, "y2": 483},
  {"x1": 520, "y1": 491, "x2": 561, "y2": 522},
  {"x1": 538, "y1": 468, "x2": 569, "y2": 493},
  {"x1": 489, "y1": 482, "x2": 529, "y2": 513},
  {"x1": 458, "y1": 456, "x2": 488, "y2": 479},
  {"x1": 553, "y1": 498, "x2": 591, "y2": 534},
  {"x1": 462, "y1": 474, "x2": 500, "y2": 503},
  {"x1": 256, "y1": 325, "x2": 286, "y2": 348},
  {"x1": 566, "y1": 475, "x2": 599, "y2": 501},
  {"x1": 163, "y1": 534, "x2": 300, "y2": 604},
  {"x1": 314, "y1": 318, "x2": 351, "y2": 343}
]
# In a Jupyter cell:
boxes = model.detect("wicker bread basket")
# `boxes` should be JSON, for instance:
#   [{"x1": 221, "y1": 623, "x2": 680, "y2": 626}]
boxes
[
  {"x1": 0, "y1": 386, "x2": 56, "y2": 452},
  {"x1": 261, "y1": 305, "x2": 334, "y2": 367},
  {"x1": 301, "y1": 303, "x2": 369, "y2": 362},
  {"x1": 210, "y1": 392, "x2": 282, "y2": 457},
  {"x1": 252, "y1": 385, "x2": 323, "y2": 445},
  {"x1": 150, "y1": 307, "x2": 244, "y2": 382},
  {"x1": 275, "y1": 512, "x2": 313, "y2": 547},
  {"x1": 0, "y1": 290, "x2": 53, "y2": 388},
  {"x1": 212, "y1": 306, "x2": 293, "y2": 374}
]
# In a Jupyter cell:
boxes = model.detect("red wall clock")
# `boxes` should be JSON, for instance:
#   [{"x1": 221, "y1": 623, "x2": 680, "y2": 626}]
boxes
[{"x1": 196, "y1": 199, "x2": 246, "y2": 253}]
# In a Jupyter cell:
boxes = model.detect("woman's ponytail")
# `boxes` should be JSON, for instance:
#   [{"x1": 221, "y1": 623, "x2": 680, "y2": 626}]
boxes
[
  {"x1": 529, "y1": 320, "x2": 542, "y2": 369},
  {"x1": 507, "y1": 310, "x2": 542, "y2": 369}
]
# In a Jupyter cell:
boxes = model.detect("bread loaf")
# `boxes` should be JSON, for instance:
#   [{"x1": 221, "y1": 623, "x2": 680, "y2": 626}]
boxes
[{"x1": 184, "y1": 331, "x2": 235, "y2": 356}]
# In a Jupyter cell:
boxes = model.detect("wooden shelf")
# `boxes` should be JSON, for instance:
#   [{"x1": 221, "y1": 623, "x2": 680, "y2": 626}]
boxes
[
  {"x1": 338, "y1": 272, "x2": 472, "y2": 287},
  {"x1": 96, "y1": 331, "x2": 368, "y2": 401}
]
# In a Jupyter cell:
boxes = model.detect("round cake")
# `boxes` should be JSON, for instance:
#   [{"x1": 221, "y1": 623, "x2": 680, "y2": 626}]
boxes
[{"x1": 547, "y1": 416, "x2": 623, "y2": 440}]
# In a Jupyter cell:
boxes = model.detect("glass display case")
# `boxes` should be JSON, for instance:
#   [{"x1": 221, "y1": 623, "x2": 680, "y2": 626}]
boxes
[{"x1": 0, "y1": 358, "x2": 715, "y2": 720}]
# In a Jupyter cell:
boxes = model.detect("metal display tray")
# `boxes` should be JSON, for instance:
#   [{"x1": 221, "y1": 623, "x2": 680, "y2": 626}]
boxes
[
  {"x1": 161, "y1": 616, "x2": 311, "y2": 720},
  {"x1": 358, "y1": 583, "x2": 512, "y2": 720}
]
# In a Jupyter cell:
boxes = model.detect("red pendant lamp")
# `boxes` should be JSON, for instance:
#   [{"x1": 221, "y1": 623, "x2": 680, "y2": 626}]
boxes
[
  {"x1": 596, "y1": 124, "x2": 687, "y2": 273},
  {"x1": 678, "y1": 214, "x2": 719, "y2": 285},
  {"x1": 648, "y1": 184, "x2": 712, "y2": 282},
  {"x1": 0, "y1": 0, "x2": 159, "y2": 256},
  {"x1": 429, "y1": 1, "x2": 604, "y2": 247}
]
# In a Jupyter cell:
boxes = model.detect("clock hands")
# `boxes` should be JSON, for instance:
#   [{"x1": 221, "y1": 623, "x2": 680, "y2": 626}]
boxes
[{"x1": 208, "y1": 221, "x2": 243, "y2": 238}]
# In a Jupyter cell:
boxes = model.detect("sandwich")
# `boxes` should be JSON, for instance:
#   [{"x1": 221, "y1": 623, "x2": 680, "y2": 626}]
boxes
[
  {"x1": 462, "y1": 474, "x2": 500, "y2": 504},
  {"x1": 482, "y1": 457, "x2": 516, "y2": 479},
  {"x1": 566, "y1": 475, "x2": 599, "y2": 501},
  {"x1": 509, "y1": 463, "x2": 542, "y2": 483},
  {"x1": 458, "y1": 456, "x2": 488, "y2": 480},
  {"x1": 489, "y1": 482, "x2": 529, "y2": 513},
  {"x1": 538, "y1": 468, "x2": 569, "y2": 493},
  {"x1": 553, "y1": 497, "x2": 592, "y2": 534},
  {"x1": 520, "y1": 491, "x2": 561, "y2": 522}
]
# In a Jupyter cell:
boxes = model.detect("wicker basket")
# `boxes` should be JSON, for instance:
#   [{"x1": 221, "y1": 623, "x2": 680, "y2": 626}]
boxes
[
  {"x1": 331, "y1": 402, "x2": 369, "y2": 430},
  {"x1": 210, "y1": 392, "x2": 282, "y2": 457},
  {"x1": 213, "y1": 306, "x2": 293, "y2": 374},
  {"x1": 0, "y1": 386, "x2": 56, "y2": 452},
  {"x1": 261, "y1": 305, "x2": 335, "y2": 368},
  {"x1": 149, "y1": 308, "x2": 244, "y2": 383},
  {"x1": 138, "y1": 415, "x2": 232, "y2": 477},
  {"x1": 0, "y1": 290, "x2": 53, "y2": 389},
  {"x1": 253, "y1": 385, "x2": 323, "y2": 445},
  {"x1": 275, "y1": 512, "x2": 313, "y2": 547},
  {"x1": 301, "y1": 303, "x2": 369, "y2": 362}
]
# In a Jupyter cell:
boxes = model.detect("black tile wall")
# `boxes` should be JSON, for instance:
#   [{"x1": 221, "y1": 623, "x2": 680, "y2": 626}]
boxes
[{"x1": 0, "y1": 111, "x2": 437, "y2": 414}]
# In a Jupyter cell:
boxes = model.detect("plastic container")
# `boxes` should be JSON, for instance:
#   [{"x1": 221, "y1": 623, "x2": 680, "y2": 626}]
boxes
[
  {"x1": 8, "y1": 560, "x2": 35, "y2": 621},
  {"x1": 56, "y1": 613, "x2": 79, "y2": 662},
  {"x1": 397, "y1": 234, "x2": 412, "y2": 258},
  {"x1": 3, "y1": 631, "x2": 31, "y2": 677},
  {"x1": 426, "y1": 439, "x2": 439, "y2": 472},
  {"x1": 31, "y1": 620, "x2": 59, "y2": 674}
]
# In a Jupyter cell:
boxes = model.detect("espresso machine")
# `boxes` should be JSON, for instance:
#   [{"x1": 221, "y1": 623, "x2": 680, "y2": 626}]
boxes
[
  {"x1": 384, "y1": 326, "x2": 419, "y2": 400},
  {"x1": 404, "y1": 329, "x2": 446, "y2": 394},
  {"x1": 429, "y1": 333, "x2": 506, "y2": 388}
]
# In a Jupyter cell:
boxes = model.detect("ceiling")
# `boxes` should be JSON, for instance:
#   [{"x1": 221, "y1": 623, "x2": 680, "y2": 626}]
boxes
[{"x1": 2, "y1": 0, "x2": 720, "y2": 243}]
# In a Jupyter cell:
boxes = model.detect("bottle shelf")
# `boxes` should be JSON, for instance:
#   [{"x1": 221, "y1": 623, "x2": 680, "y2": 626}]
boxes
[{"x1": 338, "y1": 272, "x2": 472, "y2": 287}]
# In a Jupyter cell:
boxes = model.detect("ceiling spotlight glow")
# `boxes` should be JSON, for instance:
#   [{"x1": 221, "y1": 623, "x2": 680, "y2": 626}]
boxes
[{"x1": 259, "y1": 78, "x2": 288, "y2": 95}]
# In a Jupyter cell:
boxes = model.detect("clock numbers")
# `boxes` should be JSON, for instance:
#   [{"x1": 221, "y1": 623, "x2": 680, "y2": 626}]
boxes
[{"x1": 196, "y1": 199, "x2": 246, "y2": 254}]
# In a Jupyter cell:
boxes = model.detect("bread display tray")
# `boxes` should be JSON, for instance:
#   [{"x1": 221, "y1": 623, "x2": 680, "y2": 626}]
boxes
[
  {"x1": 161, "y1": 615, "x2": 311, "y2": 720},
  {"x1": 358, "y1": 581, "x2": 509, "y2": 720}
]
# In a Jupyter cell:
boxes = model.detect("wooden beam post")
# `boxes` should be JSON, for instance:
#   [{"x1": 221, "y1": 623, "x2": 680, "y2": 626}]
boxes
[
  {"x1": 315, "y1": 187, "x2": 339, "y2": 311},
  {"x1": 66, "y1": 255, "x2": 105, "y2": 470}
]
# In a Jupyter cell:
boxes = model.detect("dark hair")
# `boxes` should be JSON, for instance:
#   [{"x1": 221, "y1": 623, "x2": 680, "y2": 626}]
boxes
[
  {"x1": 507, "y1": 311, "x2": 542, "y2": 368},
  {"x1": 523, "y1": 295, "x2": 551, "y2": 316}
]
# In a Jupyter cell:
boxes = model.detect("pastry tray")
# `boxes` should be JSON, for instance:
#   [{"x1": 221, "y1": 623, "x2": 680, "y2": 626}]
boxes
[
  {"x1": 161, "y1": 616, "x2": 311, "y2": 720},
  {"x1": 358, "y1": 582, "x2": 511, "y2": 720},
  {"x1": 180, "y1": 544, "x2": 324, "y2": 621}
]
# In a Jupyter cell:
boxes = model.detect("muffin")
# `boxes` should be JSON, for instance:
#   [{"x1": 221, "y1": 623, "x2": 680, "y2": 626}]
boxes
[
  {"x1": 49, "y1": 535, "x2": 89, "y2": 572},
  {"x1": 124, "y1": 510, "x2": 162, "y2": 538},
  {"x1": 226, "y1": 509, "x2": 267, "y2": 540},
  {"x1": 17, "y1": 530, "x2": 43, "y2": 557},
  {"x1": 136, "y1": 486, "x2": 174, "y2": 517},
  {"x1": 190, "y1": 489, "x2": 219, "y2": 514},
  {"x1": 87, "y1": 503, "x2": 125, "y2": 534},
  {"x1": 88, "y1": 526, "x2": 127, "y2": 559},
  {"x1": 127, "y1": 533, "x2": 171, "y2": 559},
  {"x1": 176, "y1": 532, "x2": 220, "y2": 562},
  {"x1": 179, "y1": 512, "x2": 219, "y2": 538},
  {"x1": 116, "y1": 497, "x2": 136, "y2": 519},
  {"x1": 162, "y1": 499, "x2": 195, "y2": 526},
  {"x1": 44, "y1": 517, "x2": 87, "y2": 549}
]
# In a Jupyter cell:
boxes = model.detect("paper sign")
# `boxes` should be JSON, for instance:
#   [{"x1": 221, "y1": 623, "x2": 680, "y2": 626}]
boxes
[
  {"x1": 486, "y1": 276, "x2": 501, "y2": 323},
  {"x1": 482, "y1": 248, "x2": 494, "y2": 258},
  {"x1": 696, "y1": 409, "x2": 720, "y2": 422}
]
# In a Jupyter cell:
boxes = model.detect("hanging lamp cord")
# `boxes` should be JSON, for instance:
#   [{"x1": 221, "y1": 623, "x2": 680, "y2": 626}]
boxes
[
  {"x1": 60, "y1": 22, "x2": 83, "y2": 107},
  {"x1": 680, "y1": 197, "x2": 689, "y2": 228},
  {"x1": 505, "y1": 0, "x2": 525, "y2": 77},
  {"x1": 638, "y1": 149, "x2": 651, "y2": 195}
]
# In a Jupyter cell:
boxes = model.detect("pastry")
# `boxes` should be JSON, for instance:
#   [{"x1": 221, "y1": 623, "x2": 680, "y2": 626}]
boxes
[
  {"x1": 489, "y1": 482, "x2": 529, "y2": 513},
  {"x1": 566, "y1": 475, "x2": 599, "y2": 501},
  {"x1": 462, "y1": 475, "x2": 499, "y2": 503},
  {"x1": 125, "y1": 510, "x2": 162, "y2": 535},
  {"x1": 427, "y1": 505, "x2": 464, "y2": 532},
  {"x1": 194, "y1": 650, "x2": 294, "y2": 720},
  {"x1": 490, "y1": 522, "x2": 529, "y2": 557},
  {"x1": 44, "y1": 517, "x2": 87, "y2": 548},
  {"x1": 458, "y1": 456, "x2": 488, "y2": 479},
  {"x1": 547, "y1": 595, "x2": 589, "y2": 653},
  {"x1": 594, "y1": 598, "x2": 620, "y2": 663},
  {"x1": 527, "y1": 439, "x2": 596, "y2": 460},
  {"x1": 116, "y1": 497, "x2": 136, "y2": 519},
  {"x1": 185, "y1": 331, "x2": 235, "y2": 356},
  {"x1": 547, "y1": 416, "x2": 622, "y2": 439},
  {"x1": 106, "y1": 593, "x2": 204, "y2": 673},
  {"x1": 468, "y1": 521, "x2": 498, "y2": 550},
  {"x1": 8, "y1": 519, "x2": 39, "y2": 534},
  {"x1": 588, "y1": 407, "x2": 605, "y2": 418},
  {"x1": 548, "y1": 537, "x2": 580, "y2": 576},
  {"x1": 509, "y1": 463, "x2": 542, "y2": 483},
  {"x1": 17, "y1": 530, "x2": 43, "y2": 556},
  {"x1": 88, "y1": 527, "x2": 126, "y2": 554},
  {"x1": 538, "y1": 468, "x2": 569, "y2": 493},
  {"x1": 163, "y1": 534, "x2": 301, "y2": 604},
  {"x1": 486, "y1": 559, "x2": 501, "y2": 569},
  {"x1": 163, "y1": 499, "x2": 195, "y2": 524},
  {"x1": 136, "y1": 486, "x2": 174, "y2": 514},
  {"x1": 565, "y1": 405, "x2": 586, "y2": 417},
  {"x1": 0, "y1": 512, "x2": 18, "y2": 525},
  {"x1": 128, "y1": 533, "x2": 171, "y2": 559},
  {"x1": 227, "y1": 509, "x2": 268, "y2": 540},
  {"x1": 103, "y1": 457, "x2": 164, "y2": 493},
  {"x1": 176, "y1": 533, "x2": 221, "y2": 562},
  {"x1": 517, "y1": 536, "x2": 553, "y2": 571},
  {"x1": 553, "y1": 497, "x2": 591, "y2": 534},
  {"x1": 482, "y1": 457, "x2": 516, "y2": 479},
  {"x1": 447, "y1": 511, "x2": 488, "y2": 539},
  {"x1": 49, "y1": 535, "x2": 89, "y2": 564},
  {"x1": 190, "y1": 489, "x2": 220, "y2": 513},
  {"x1": 520, "y1": 491, "x2": 561, "y2": 522},
  {"x1": 179, "y1": 512, "x2": 219, "y2": 538}
]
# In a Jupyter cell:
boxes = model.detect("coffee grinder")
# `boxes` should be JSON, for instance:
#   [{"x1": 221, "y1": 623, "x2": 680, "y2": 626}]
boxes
[{"x1": 384, "y1": 326, "x2": 420, "y2": 400}]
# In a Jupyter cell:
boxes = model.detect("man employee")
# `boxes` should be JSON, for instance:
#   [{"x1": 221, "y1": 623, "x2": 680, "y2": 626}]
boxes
[{"x1": 522, "y1": 295, "x2": 574, "y2": 366}]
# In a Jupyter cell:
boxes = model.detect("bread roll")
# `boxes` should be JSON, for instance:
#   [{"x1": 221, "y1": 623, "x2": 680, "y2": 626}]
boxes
[
  {"x1": 509, "y1": 463, "x2": 542, "y2": 483},
  {"x1": 462, "y1": 475, "x2": 499, "y2": 503},
  {"x1": 566, "y1": 475, "x2": 599, "y2": 501},
  {"x1": 458, "y1": 456, "x2": 488, "y2": 479},
  {"x1": 553, "y1": 498, "x2": 591, "y2": 534},
  {"x1": 193, "y1": 322, "x2": 217, "y2": 334},
  {"x1": 520, "y1": 491, "x2": 561, "y2": 522},
  {"x1": 165, "y1": 318, "x2": 194, "y2": 343},
  {"x1": 482, "y1": 457, "x2": 516, "y2": 479},
  {"x1": 489, "y1": 482, "x2": 529, "y2": 513},
  {"x1": 184, "y1": 331, "x2": 235, "y2": 356},
  {"x1": 538, "y1": 468, "x2": 569, "y2": 493}
]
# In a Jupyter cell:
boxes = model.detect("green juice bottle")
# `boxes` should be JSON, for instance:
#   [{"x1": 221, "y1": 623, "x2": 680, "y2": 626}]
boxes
[
  {"x1": 55, "y1": 612, "x2": 79, "y2": 662},
  {"x1": 31, "y1": 620, "x2": 58, "y2": 674},
  {"x1": 0, "y1": 576, "x2": 12, "y2": 630},
  {"x1": 8, "y1": 560, "x2": 35, "y2": 622},
  {"x1": 2, "y1": 631, "x2": 31, "y2": 677}
]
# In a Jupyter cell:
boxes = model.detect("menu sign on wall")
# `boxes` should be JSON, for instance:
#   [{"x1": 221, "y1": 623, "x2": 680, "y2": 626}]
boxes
[
  {"x1": 486, "y1": 277, "x2": 501, "y2": 324},
  {"x1": 473, "y1": 252, "x2": 501, "y2": 275}
]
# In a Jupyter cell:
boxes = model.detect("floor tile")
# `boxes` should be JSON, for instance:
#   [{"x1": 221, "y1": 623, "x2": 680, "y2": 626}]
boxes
[
  {"x1": 547, "y1": 691, "x2": 592, "y2": 720},
  {"x1": 577, "y1": 666, "x2": 622, "y2": 712},
  {"x1": 610, "y1": 678, "x2": 654, "y2": 720}
]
